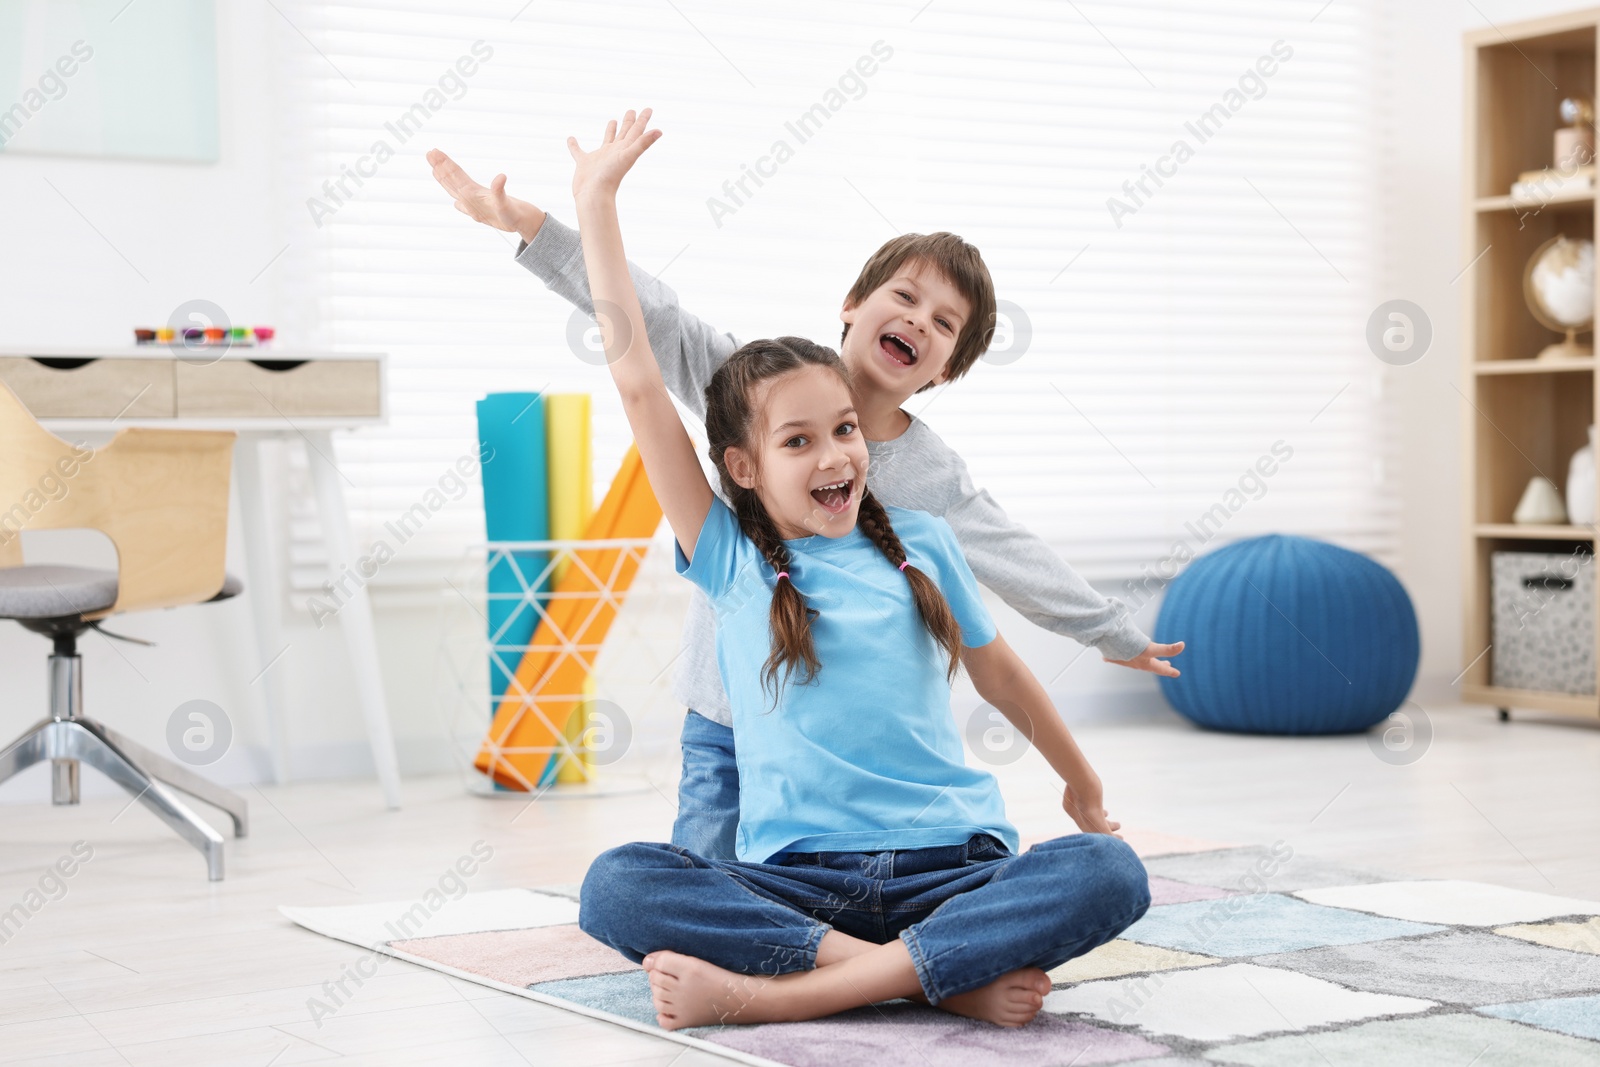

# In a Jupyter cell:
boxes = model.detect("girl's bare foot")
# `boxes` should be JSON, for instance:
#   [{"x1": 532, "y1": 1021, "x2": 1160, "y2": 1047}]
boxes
[
  {"x1": 642, "y1": 950, "x2": 782, "y2": 1030},
  {"x1": 933, "y1": 967, "x2": 1052, "y2": 1028},
  {"x1": 637, "y1": 942, "x2": 1046, "y2": 1030}
]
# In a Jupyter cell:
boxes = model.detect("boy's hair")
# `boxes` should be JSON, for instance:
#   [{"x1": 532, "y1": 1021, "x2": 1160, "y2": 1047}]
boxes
[
  {"x1": 703, "y1": 336, "x2": 965, "y2": 703},
  {"x1": 839, "y1": 232, "x2": 998, "y2": 394}
]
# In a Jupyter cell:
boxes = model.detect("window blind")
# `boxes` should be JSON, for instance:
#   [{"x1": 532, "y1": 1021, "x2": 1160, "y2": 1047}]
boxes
[{"x1": 273, "y1": 0, "x2": 1393, "y2": 599}]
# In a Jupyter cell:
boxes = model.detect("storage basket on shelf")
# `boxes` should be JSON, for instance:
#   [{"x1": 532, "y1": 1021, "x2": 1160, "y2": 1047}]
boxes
[{"x1": 1490, "y1": 549, "x2": 1596, "y2": 695}]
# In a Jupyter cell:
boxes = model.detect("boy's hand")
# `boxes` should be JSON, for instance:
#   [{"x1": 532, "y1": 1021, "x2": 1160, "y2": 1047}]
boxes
[
  {"x1": 567, "y1": 108, "x2": 662, "y2": 204},
  {"x1": 1105, "y1": 640, "x2": 1184, "y2": 678},
  {"x1": 1063, "y1": 775, "x2": 1122, "y2": 838},
  {"x1": 426, "y1": 149, "x2": 546, "y2": 243}
]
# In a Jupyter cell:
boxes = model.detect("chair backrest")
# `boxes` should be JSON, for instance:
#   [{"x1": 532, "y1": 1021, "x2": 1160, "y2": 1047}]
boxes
[{"x1": 0, "y1": 377, "x2": 236, "y2": 619}]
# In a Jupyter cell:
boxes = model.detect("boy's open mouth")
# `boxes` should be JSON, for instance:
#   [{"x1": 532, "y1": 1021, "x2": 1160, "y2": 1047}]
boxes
[
  {"x1": 879, "y1": 332, "x2": 918, "y2": 367},
  {"x1": 810, "y1": 478, "x2": 854, "y2": 514}
]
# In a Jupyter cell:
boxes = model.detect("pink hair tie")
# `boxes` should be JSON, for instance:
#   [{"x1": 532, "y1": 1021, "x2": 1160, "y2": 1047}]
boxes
[
  {"x1": 898, "y1": 561, "x2": 910, "y2": 571},
  {"x1": 775, "y1": 571, "x2": 790, "y2": 581}
]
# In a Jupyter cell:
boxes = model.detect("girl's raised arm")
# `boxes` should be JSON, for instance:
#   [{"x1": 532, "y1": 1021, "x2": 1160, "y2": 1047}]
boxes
[{"x1": 567, "y1": 109, "x2": 715, "y2": 561}]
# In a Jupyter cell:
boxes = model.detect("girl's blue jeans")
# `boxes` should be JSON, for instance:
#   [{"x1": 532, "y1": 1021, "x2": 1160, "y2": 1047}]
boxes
[{"x1": 588, "y1": 716, "x2": 1152, "y2": 1005}]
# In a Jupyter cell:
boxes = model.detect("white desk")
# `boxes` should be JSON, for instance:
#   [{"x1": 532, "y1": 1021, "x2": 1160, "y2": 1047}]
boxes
[{"x1": 1, "y1": 346, "x2": 402, "y2": 809}]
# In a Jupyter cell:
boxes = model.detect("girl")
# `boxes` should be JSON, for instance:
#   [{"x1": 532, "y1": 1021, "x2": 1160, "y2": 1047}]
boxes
[{"x1": 571, "y1": 109, "x2": 1150, "y2": 1031}]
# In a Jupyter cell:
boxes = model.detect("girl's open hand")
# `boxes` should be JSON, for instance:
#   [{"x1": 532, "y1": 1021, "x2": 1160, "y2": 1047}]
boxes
[
  {"x1": 1105, "y1": 640, "x2": 1184, "y2": 678},
  {"x1": 568, "y1": 108, "x2": 663, "y2": 204},
  {"x1": 1063, "y1": 777, "x2": 1122, "y2": 839}
]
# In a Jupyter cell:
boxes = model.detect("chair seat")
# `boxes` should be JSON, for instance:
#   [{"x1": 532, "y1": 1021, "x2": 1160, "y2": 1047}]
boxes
[{"x1": 0, "y1": 566, "x2": 243, "y2": 621}]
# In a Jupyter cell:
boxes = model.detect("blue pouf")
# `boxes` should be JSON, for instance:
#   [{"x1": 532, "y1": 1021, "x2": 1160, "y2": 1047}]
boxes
[{"x1": 1153, "y1": 534, "x2": 1419, "y2": 735}]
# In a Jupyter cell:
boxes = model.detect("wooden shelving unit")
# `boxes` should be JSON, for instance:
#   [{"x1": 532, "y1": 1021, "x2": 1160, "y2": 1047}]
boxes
[{"x1": 1462, "y1": 10, "x2": 1600, "y2": 721}]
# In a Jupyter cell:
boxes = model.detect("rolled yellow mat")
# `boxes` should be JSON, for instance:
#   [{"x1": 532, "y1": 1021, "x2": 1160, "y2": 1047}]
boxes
[{"x1": 545, "y1": 394, "x2": 592, "y2": 586}]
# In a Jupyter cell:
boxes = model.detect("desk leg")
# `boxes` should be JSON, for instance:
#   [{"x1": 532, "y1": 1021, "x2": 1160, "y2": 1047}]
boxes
[
  {"x1": 236, "y1": 438, "x2": 291, "y2": 785},
  {"x1": 306, "y1": 429, "x2": 403, "y2": 810}
]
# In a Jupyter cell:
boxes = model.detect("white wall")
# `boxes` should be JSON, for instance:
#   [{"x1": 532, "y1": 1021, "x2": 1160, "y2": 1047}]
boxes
[{"x1": 1, "y1": 0, "x2": 1551, "y2": 804}]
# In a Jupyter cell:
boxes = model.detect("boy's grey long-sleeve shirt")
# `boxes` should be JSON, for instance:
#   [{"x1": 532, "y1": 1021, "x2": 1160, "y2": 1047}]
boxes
[{"x1": 515, "y1": 214, "x2": 1151, "y2": 726}]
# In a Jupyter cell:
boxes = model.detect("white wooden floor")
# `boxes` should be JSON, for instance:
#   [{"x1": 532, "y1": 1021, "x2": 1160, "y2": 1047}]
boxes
[{"x1": 1, "y1": 703, "x2": 1597, "y2": 1066}]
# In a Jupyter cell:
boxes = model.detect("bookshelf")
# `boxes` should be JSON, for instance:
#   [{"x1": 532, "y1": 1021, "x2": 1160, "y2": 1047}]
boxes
[{"x1": 1461, "y1": 10, "x2": 1600, "y2": 721}]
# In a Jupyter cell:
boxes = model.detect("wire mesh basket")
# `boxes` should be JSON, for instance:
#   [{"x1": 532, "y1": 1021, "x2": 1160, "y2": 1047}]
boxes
[{"x1": 433, "y1": 536, "x2": 686, "y2": 798}]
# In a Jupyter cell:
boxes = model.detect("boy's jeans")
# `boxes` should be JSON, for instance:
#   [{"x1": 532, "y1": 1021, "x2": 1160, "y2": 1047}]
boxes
[
  {"x1": 671, "y1": 709, "x2": 740, "y2": 861},
  {"x1": 579, "y1": 831, "x2": 1151, "y2": 1005}
]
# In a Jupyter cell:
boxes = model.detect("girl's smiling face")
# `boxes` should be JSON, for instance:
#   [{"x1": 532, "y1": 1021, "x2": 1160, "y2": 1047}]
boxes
[
  {"x1": 838, "y1": 259, "x2": 972, "y2": 398},
  {"x1": 724, "y1": 363, "x2": 870, "y2": 540}
]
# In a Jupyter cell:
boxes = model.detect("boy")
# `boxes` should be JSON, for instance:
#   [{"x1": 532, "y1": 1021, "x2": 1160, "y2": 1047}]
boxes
[{"x1": 428, "y1": 139, "x2": 1183, "y2": 857}]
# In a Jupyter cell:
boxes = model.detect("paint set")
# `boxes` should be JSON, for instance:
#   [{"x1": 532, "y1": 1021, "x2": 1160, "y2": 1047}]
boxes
[{"x1": 132, "y1": 325, "x2": 276, "y2": 345}]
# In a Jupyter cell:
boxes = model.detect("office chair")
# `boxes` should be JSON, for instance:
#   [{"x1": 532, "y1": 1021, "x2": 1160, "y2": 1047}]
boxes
[{"x1": 0, "y1": 379, "x2": 247, "y2": 880}]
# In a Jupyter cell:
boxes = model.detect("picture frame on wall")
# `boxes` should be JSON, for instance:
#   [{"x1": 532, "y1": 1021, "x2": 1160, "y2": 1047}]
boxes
[{"x1": 0, "y1": 0, "x2": 219, "y2": 163}]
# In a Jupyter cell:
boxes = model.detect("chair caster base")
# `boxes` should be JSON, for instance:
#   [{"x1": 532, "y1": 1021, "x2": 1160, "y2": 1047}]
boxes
[{"x1": 0, "y1": 717, "x2": 246, "y2": 881}]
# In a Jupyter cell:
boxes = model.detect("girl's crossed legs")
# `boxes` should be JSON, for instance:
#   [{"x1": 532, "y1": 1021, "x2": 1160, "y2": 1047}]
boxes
[{"x1": 579, "y1": 831, "x2": 1150, "y2": 1029}]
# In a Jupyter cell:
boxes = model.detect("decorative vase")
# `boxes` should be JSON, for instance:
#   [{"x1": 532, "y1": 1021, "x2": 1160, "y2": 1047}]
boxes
[
  {"x1": 1568, "y1": 425, "x2": 1597, "y2": 526},
  {"x1": 1513, "y1": 476, "x2": 1569, "y2": 525}
]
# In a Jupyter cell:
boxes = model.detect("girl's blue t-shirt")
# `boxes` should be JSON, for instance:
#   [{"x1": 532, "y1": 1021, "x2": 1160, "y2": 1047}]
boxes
[{"x1": 675, "y1": 496, "x2": 1020, "y2": 864}]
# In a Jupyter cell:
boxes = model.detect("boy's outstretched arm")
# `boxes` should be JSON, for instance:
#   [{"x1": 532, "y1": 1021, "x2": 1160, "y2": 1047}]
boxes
[
  {"x1": 963, "y1": 634, "x2": 1120, "y2": 837},
  {"x1": 567, "y1": 109, "x2": 713, "y2": 561},
  {"x1": 427, "y1": 148, "x2": 737, "y2": 421},
  {"x1": 937, "y1": 446, "x2": 1183, "y2": 677}
]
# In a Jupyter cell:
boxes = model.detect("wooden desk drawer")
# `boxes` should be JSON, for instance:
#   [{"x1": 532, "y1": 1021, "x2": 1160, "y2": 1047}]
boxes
[
  {"x1": 0, "y1": 357, "x2": 176, "y2": 418},
  {"x1": 175, "y1": 359, "x2": 382, "y2": 418}
]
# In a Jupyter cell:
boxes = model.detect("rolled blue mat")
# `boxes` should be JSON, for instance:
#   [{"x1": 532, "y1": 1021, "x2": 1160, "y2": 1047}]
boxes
[{"x1": 476, "y1": 393, "x2": 549, "y2": 737}]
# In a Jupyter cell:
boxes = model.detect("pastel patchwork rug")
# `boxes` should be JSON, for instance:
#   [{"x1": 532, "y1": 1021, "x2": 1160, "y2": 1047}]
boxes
[{"x1": 280, "y1": 834, "x2": 1600, "y2": 1066}]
